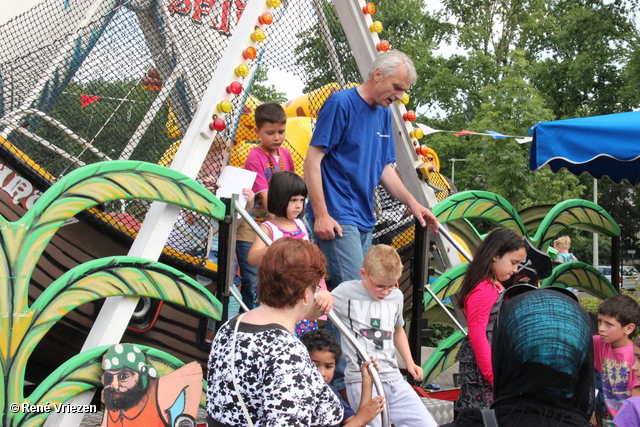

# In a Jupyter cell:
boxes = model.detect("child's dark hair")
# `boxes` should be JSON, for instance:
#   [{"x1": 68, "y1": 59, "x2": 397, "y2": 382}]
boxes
[
  {"x1": 457, "y1": 228, "x2": 526, "y2": 309},
  {"x1": 267, "y1": 171, "x2": 307, "y2": 218},
  {"x1": 300, "y1": 329, "x2": 341, "y2": 363},
  {"x1": 255, "y1": 102, "x2": 287, "y2": 129},
  {"x1": 598, "y1": 294, "x2": 640, "y2": 328}
]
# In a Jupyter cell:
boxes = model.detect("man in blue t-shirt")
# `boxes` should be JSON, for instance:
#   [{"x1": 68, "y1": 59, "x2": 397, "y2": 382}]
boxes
[
  {"x1": 304, "y1": 50, "x2": 439, "y2": 391},
  {"x1": 305, "y1": 50, "x2": 438, "y2": 286}
]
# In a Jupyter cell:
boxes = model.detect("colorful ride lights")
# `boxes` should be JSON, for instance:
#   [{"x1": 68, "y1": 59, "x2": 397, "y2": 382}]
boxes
[
  {"x1": 396, "y1": 93, "x2": 410, "y2": 104},
  {"x1": 369, "y1": 21, "x2": 383, "y2": 33},
  {"x1": 403, "y1": 110, "x2": 416, "y2": 122},
  {"x1": 217, "y1": 100, "x2": 232, "y2": 114},
  {"x1": 210, "y1": 117, "x2": 226, "y2": 132},
  {"x1": 362, "y1": 2, "x2": 376, "y2": 14},
  {"x1": 416, "y1": 145, "x2": 429, "y2": 156},
  {"x1": 266, "y1": 0, "x2": 280, "y2": 7},
  {"x1": 243, "y1": 46, "x2": 257, "y2": 60},
  {"x1": 235, "y1": 64, "x2": 250, "y2": 77},
  {"x1": 259, "y1": 12, "x2": 273, "y2": 25},
  {"x1": 410, "y1": 128, "x2": 424, "y2": 139},
  {"x1": 377, "y1": 40, "x2": 390, "y2": 52},
  {"x1": 227, "y1": 81, "x2": 243, "y2": 95},
  {"x1": 251, "y1": 28, "x2": 266, "y2": 42}
]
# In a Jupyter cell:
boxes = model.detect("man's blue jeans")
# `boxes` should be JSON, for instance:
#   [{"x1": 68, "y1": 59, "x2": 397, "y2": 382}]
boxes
[
  {"x1": 310, "y1": 220, "x2": 372, "y2": 390},
  {"x1": 235, "y1": 240, "x2": 259, "y2": 309}
]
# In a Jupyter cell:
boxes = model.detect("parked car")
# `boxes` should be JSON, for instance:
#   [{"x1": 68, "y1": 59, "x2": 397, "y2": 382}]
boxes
[
  {"x1": 622, "y1": 267, "x2": 639, "y2": 290},
  {"x1": 598, "y1": 266, "x2": 639, "y2": 290}
]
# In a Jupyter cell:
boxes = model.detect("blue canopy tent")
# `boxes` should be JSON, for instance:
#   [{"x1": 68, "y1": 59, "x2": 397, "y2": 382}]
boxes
[
  {"x1": 529, "y1": 111, "x2": 640, "y2": 185},
  {"x1": 529, "y1": 110, "x2": 640, "y2": 289}
]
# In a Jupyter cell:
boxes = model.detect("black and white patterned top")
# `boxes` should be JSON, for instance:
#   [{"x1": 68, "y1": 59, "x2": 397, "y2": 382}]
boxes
[{"x1": 206, "y1": 317, "x2": 343, "y2": 427}]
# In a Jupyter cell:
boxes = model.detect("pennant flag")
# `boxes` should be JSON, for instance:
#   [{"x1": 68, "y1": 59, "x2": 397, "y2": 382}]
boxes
[
  {"x1": 417, "y1": 123, "x2": 447, "y2": 135},
  {"x1": 454, "y1": 130, "x2": 480, "y2": 136},
  {"x1": 516, "y1": 137, "x2": 533, "y2": 144},
  {"x1": 80, "y1": 94, "x2": 101, "y2": 107},
  {"x1": 415, "y1": 122, "x2": 529, "y2": 141},
  {"x1": 486, "y1": 130, "x2": 509, "y2": 138}
]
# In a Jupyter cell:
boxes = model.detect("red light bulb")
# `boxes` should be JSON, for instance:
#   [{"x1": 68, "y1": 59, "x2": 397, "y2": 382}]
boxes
[
  {"x1": 209, "y1": 118, "x2": 226, "y2": 132},
  {"x1": 403, "y1": 110, "x2": 416, "y2": 122},
  {"x1": 227, "y1": 81, "x2": 243, "y2": 95},
  {"x1": 376, "y1": 40, "x2": 390, "y2": 52}
]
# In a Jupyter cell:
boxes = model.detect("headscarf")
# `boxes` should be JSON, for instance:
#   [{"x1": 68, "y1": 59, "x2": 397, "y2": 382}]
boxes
[
  {"x1": 491, "y1": 288, "x2": 594, "y2": 425},
  {"x1": 102, "y1": 343, "x2": 158, "y2": 387}
]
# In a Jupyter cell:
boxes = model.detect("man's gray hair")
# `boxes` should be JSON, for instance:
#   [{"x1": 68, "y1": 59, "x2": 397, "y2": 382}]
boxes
[{"x1": 368, "y1": 50, "x2": 417, "y2": 84}]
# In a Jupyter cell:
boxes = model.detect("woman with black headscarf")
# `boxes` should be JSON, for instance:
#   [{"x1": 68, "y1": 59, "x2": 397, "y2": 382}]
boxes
[{"x1": 444, "y1": 287, "x2": 595, "y2": 427}]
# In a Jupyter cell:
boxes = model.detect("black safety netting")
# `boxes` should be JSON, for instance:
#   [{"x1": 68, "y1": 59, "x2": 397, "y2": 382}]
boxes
[{"x1": 0, "y1": 0, "x2": 417, "y2": 276}]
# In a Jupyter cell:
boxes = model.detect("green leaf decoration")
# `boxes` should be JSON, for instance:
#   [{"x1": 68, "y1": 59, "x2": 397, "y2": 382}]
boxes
[
  {"x1": 10, "y1": 161, "x2": 225, "y2": 288},
  {"x1": 433, "y1": 191, "x2": 527, "y2": 236},
  {"x1": 518, "y1": 204, "x2": 553, "y2": 233},
  {"x1": 21, "y1": 344, "x2": 206, "y2": 427},
  {"x1": 530, "y1": 200, "x2": 621, "y2": 250},
  {"x1": 421, "y1": 330, "x2": 466, "y2": 387},
  {"x1": 11, "y1": 256, "x2": 221, "y2": 389},
  {"x1": 541, "y1": 261, "x2": 618, "y2": 300},
  {"x1": 424, "y1": 263, "x2": 469, "y2": 312}
]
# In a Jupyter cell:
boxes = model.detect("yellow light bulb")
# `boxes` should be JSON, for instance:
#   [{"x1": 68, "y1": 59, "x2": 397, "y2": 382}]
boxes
[
  {"x1": 217, "y1": 100, "x2": 232, "y2": 113},
  {"x1": 251, "y1": 29, "x2": 266, "y2": 42},
  {"x1": 234, "y1": 64, "x2": 250, "y2": 77},
  {"x1": 370, "y1": 21, "x2": 383, "y2": 33}
]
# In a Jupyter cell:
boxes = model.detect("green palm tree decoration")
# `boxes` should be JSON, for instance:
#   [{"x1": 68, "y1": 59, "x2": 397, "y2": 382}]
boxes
[
  {"x1": 420, "y1": 191, "x2": 621, "y2": 384},
  {"x1": 0, "y1": 160, "x2": 226, "y2": 427},
  {"x1": 432, "y1": 191, "x2": 620, "y2": 253},
  {"x1": 540, "y1": 261, "x2": 617, "y2": 300}
]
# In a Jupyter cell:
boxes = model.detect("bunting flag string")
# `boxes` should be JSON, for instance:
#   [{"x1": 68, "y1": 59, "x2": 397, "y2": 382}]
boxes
[
  {"x1": 417, "y1": 123, "x2": 532, "y2": 144},
  {"x1": 63, "y1": 92, "x2": 143, "y2": 107},
  {"x1": 79, "y1": 95, "x2": 101, "y2": 108}
]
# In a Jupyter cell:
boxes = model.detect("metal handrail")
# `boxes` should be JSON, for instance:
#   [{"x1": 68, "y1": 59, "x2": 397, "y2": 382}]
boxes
[{"x1": 326, "y1": 311, "x2": 392, "y2": 427}]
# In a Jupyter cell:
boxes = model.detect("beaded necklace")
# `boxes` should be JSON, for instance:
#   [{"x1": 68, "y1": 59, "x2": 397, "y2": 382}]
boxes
[{"x1": 259, "y1": 143, "x2": 285, "y2": 181}]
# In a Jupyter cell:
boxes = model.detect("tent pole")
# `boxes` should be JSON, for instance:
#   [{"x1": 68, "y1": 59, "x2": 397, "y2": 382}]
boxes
[{"x1": 593, "y1": 178, "x2": 599, "y2": 268}]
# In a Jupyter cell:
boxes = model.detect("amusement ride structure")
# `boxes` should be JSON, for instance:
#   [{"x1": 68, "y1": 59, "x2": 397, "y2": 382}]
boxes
[{"x1": 0, "y1": 0, "x2": 623, "y2": 426}]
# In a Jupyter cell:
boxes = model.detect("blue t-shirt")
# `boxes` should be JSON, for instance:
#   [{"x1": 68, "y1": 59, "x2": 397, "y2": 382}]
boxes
[
  {"x1": 307, "y1": 87, "x2": 396, "y2": 232},
  {"x1": 329, "y1": 384, "x2": 356, "y2": 422}
]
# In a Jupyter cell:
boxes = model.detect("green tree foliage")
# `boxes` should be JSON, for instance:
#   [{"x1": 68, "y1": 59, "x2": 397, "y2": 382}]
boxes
[
  {"x1": 250, "y1": 66, "x2": 288, "y2": 103},
  {"x1": 294, "y1": 0, "x2": 361, "y2": 92},
  {"x1": 599, "y1": 179, "x2": 640, "y2": 253},
  {"x1": 526, "y1": 0, "x2": 639, "y2": 118}
]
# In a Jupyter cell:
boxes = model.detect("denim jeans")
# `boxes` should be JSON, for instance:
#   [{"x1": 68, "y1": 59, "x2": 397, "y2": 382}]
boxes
[
  {"x1": 309, "y1": 219, "x2": 372, "y2": 390},
  {"x1": 235, "y1": 240, "x2": 259, "y2": 310},
  {"x1": 311, "y1": 222, "x2": 372, "y2": 287}
]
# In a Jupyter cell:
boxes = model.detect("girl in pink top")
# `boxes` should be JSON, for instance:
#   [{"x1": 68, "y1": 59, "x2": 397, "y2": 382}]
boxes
[
  {"x1": 454, "y1": 228, "x2": 527, "y2": 413},
  {"x1": 248, "y1": 171, "x2": 322, "y2": 337}
]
